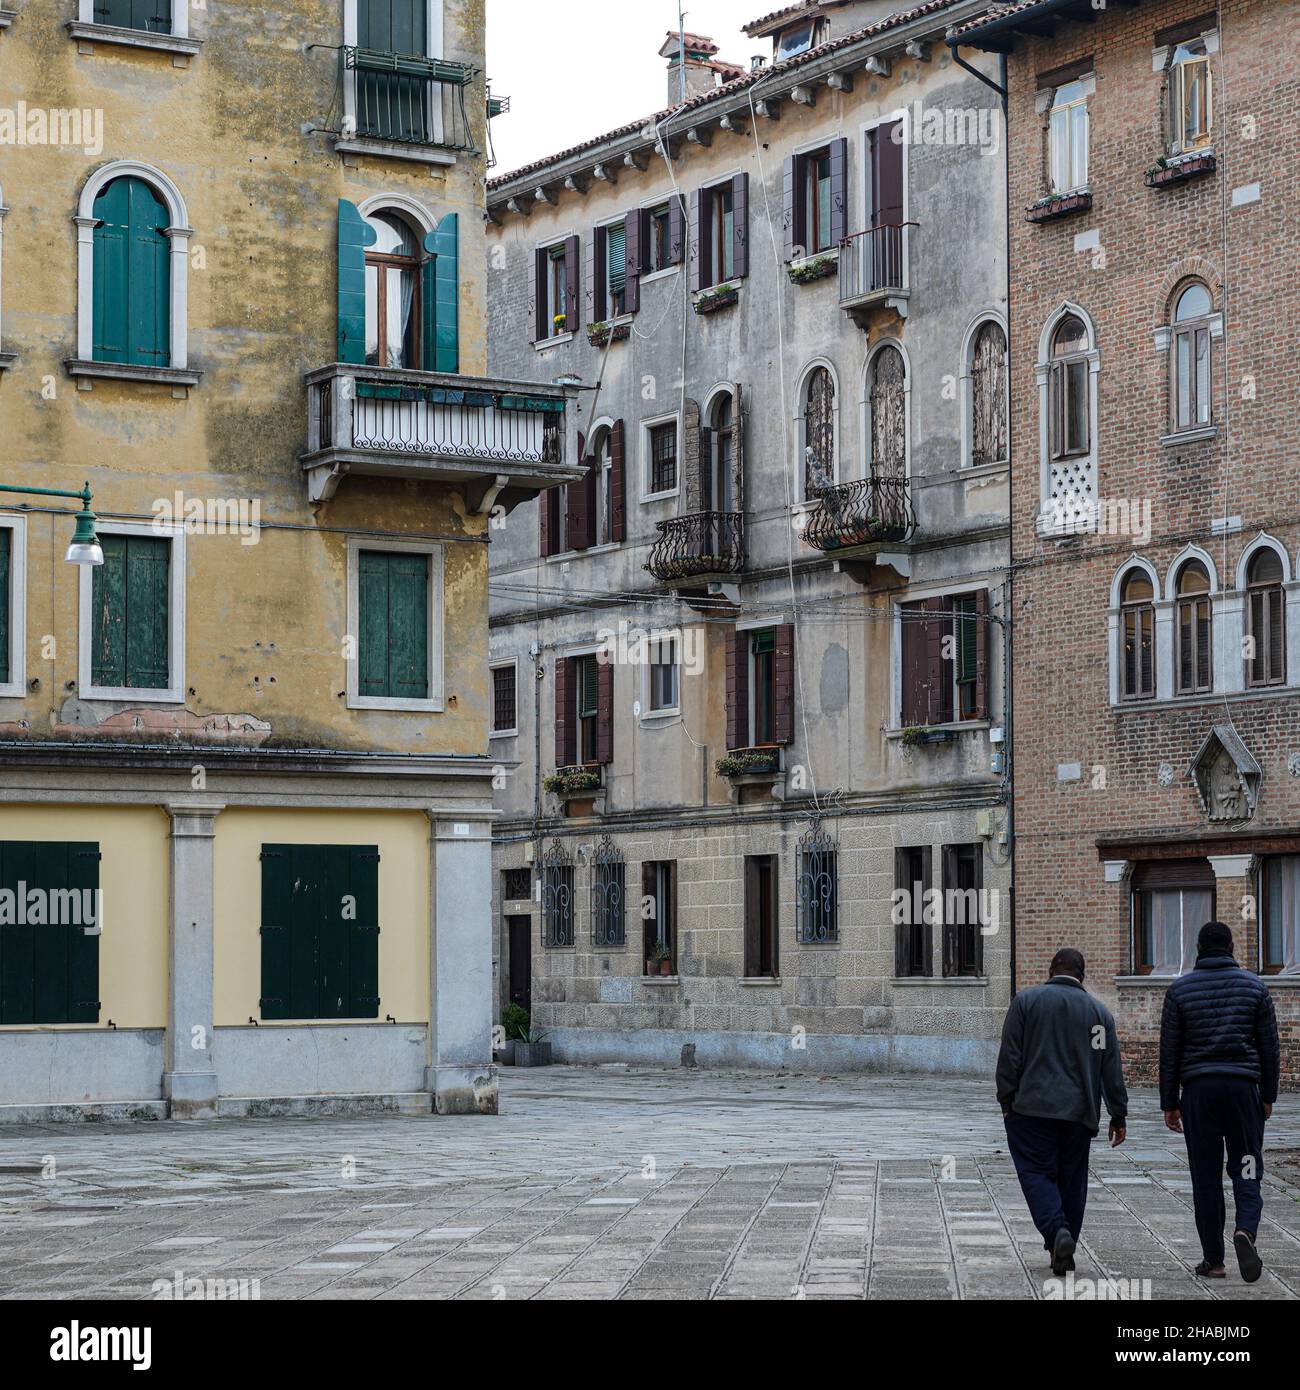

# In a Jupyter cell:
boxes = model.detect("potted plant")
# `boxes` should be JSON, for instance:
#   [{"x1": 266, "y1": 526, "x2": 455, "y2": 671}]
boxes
[
  {"x1": 694, "y1": 283, "x2": 739, "y2": 315},
  {"x1": 498, "y1": 1003, "x2": 529, "y2": 1065},
  {"x1": 552, "y1": 312, "x2": 567, "y2": 335},
  {"x1": 543, "y1": 765, "x2": 602, "y2": 796},
  {"x1": 653, "y1": 943, "x2": 674, "y2": 976},
  {"x1": 586, "y1": 319, "x2": 631, "y2": 348},
  {"x1": 1145, "y1": 151, "x2": 1216, "y2": 188},
  {"x1": 1025, "y1": 189, "x2": 1093, "y2": 223},
  {"x1": 788, "y1": 254, "x2": 837, "y2": 285},
  {"x1": 715, "y1": 747, "x2": 781, "y2": 778},
  {"x1": 514, "y1": 1024, "x2": 552, "y2": 1068}
]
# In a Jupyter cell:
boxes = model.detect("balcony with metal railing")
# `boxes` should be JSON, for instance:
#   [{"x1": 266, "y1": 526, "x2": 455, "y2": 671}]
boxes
[
  {"x1": 803, "y1": 475, "x2": 915, "y2": 562},
  {"x1": 645, "y1": 511, "x2": 746, "y2": 587},
  {"x1": 302, "y1": 364, "x2": 582, "y2": 507},
  {"x1": 838, "y1": 223, "x2": 916, "y2": 325}
]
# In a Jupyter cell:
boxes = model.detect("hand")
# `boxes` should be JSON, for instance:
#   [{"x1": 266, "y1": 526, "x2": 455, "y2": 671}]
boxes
[
  {"x1": 1001, "y1": 1107, "x2": 1011, "y2": 1120},
  {"x1": 1164, "y1": 1109, "x2": 1183, "y2": 1133},
  {"x1": 1263, "y1": 1102, "x2": 1273, "y2": 1121},
  {"x1": 1109, "y1": 1120, "x2": 1126, "y2": 1147}
]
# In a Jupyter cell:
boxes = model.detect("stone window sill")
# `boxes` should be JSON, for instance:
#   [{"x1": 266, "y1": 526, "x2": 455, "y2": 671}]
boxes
[
  {"x1": 891, "y1": 976, "x2": 990, "y2": 988},
  {"x1": 1160, "y1": 425, "x2": 1217, "y2": 447},
  {"x1": 640, "y1": 975, "x2": 680, "y2": 987},
  {"x1": 0, "y1": 351, "x2": 16, "y2": 371},
  {"x1": 1111, "y1": 683, "x2": 1300, "y2": 714},
  {"x1": 534, "y1": 331, "x2": 574, "y2": 352},
  {"x1": 740, "y1": 976, "x2": 781, "y2": 988},
  {"x1": 66, "y1": 20, "x2": 202, "y2": 57},
  {"x1": 334, "y1": 136, "x2": 457, "y2": 168},
  {"x1": 65, "y1": 359, "x2": 202, "y2": 389},
  {"x1": 0, "y1": 10, "x2": 15, "y2": 30}
]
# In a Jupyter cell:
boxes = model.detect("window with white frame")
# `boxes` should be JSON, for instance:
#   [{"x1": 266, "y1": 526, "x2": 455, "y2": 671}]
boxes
[
  {"x1": 490, "y1": 660, "x2": 517, "y2": 735},
  {"x1": 1049, "y1": 315, "x2": 1090, "y2": 460},
  {"x1": 1119, "y1": 568, "x2": 1156, "y2": 703},
  {"x1": 1174, "y1": 559, "x2": 1213, "y2": 696},
  {"x1": 1246, "y1": 548, "x2": 1286, "y2": 688},
  {"x1": 647, "y1": 635, "x2": 678, "y2": 714},
  {"x1": 1259, "y1": 856, "x2": 1300, "y2": 976},
  {"x1": 1167, "y1": 39, "x2": 1213, "y2": 155},
  {"x1": 78, "y1": 522, "x2": 185, "y2": 703},
  {"x1": 345, "y1": 537, "x2": 443, "y2": 712},
  {"x1": 0, "y1": 514, "x2": 25, "y2": 698},
  {"x1": 1170, "y1": 281, "x2": 1213, "y2": 432},
  {"x1": 592, "y1": 428, "x2": 616, "y2": 544},
  {"x1": 644, "y1": 417, "x2": 679, "y2": 498},
  {"x1": 1039, "y1": 306, "x2": 1098, "y2": 532},
  {"x1": 1048, "y1": 78, "x2": 1089, "y2": 194},
  {"x1": 74, "y1": 0, "x2": 193, "y2": 42}
]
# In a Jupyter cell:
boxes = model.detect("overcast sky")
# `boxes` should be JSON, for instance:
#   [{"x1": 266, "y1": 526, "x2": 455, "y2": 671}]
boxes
[{"x1": 486, "y1": 0, "x2": 768, "y2": 175}]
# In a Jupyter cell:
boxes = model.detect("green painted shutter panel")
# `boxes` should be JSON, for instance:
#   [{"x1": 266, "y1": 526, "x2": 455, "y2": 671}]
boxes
[
  {"x1": 288, "y1": 844, "x2": 324, "y2": 1019},
  {"x1": 387, "y1": 551, "x2": 429, "y2": 700},
  {"x1": 92, "y1": 179, "x2": 130, "y2": 364},
  {"x1": 93, "y1": 177, "x2": 169, "y2": 367},
  {"x1": 96, "y1": 1, "x2": 171, "y2": 33},
  {"x1": 91, "y1": 535, "x2": 128, "y2": 688},
  {"x1": 425, "y1": 215, "x2": 460, "y2": 373},
  {"x1": 338, "y1": 200, "x2": 377, "y2": 364},
  {"x1": 357, "y1": 549, "x2": 391, "y2": 697},
  {"x1": 124, "y1": 535, "x2": 170, "y2": 689},
  {"x1": 32, "y1": 841, "x2": 70, "y2": 1025},
  {"x1": 319, "y1": 848, "x2": 351, "y2": 1019},
  {"x1": 0, "y1": 527, "x2": 10, "y2": 685},
  {"x1": 347, "y1": 847, "x2": 381, "y2": 1018},
  {"x1": 0, "y1": 840, "x2": 36, "y2": 1024},
  {"x1": 259, "y1": 846, "x2": 292, "y2": 1020},
  {"x1": 65, "y1": 844, "x2": 101, "y2": 1024},
  {"x1": 357, "y1": 0, "x2": 428, "y2": 140}
]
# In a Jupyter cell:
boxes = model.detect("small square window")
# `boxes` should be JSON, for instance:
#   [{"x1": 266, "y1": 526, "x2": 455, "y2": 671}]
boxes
[
  {"x1": 647, "y1": 421, "x2": 678, "y2": 495},
  {"x1": 648, "y1": 637, "x2": 678, "y2": 712}
]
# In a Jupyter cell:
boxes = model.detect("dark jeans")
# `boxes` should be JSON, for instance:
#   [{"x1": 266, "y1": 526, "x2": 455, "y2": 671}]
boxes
[
  {"x1": 1004, "y1": 1110, "x2": 1093, "y2": 1250},
  {"x1": 1180, "y1": 1075, "x2": 1265, "y2": 1266}
]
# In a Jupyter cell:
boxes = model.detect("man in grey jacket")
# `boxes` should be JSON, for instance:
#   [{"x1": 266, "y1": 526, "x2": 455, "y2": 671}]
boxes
[{"x1": 996, "y1": 948, "x2": 1129, "y2": 1275}]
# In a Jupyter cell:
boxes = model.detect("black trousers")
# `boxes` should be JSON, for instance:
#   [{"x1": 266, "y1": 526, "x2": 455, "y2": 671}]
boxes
[
  {"x1": 1004, "y1": 1111, "x2": 1093, "y2": 1251},
  {"x1": 1180, "y1": 1075, "x2": 1265, "y2": 1267}
]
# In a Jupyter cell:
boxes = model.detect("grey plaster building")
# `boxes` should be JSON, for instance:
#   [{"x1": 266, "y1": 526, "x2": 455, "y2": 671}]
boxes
[{"x1": 485, "y1": 0, "x2": 1013, "y2": 1074}]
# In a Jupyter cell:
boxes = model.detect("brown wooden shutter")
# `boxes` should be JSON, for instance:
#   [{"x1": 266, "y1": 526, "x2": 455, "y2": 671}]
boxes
[
  {"x1": 596, "y1": 655, "x2": 614, "y2": 765},
  {"x1": 731, "y1": 172, "x2": 749, "y2": 279},
  {"x1": 725, "y1": 627, "x2": 749, "y2": 750},
  {"x1": 555, "y1": 656, "x2": 575, "y2": 768},
  {"x1": 699, "y1": 426, "x2": 714, "y2": 510},
  {"x1": 564, "y1": 234, "x2": 580, "y2": 331},
  {"x1": 566, "y1": 432, "x2": 588, "y2": 551},
  {"x1": 668, "y1": 195, "x2": 686, "y2": 265},
  {"x1": 773, "y1": 622, "x2": 795, "y2": 745},
  {"x1": 610, "y1": 420, "x2": 626, "y2": 541},
  {"x1": 732, "y1": 384, "x2": 744, "y2": 511},
  {"x1": 689, "y1": 190, "x2": 705, "y2": 292},
  {"x1": 624, "y1": 210, "x2": 642, "y2": 314},
  {"x1": 973, "y1": 588, "x2": 990, "y2": 721},
  {"x1": 900, "y1": 600, "x2": 926, "y2": 726},
  {"x1": 539, "y1": 490, "x2": 551, "y2": 558},
  {"x1": 829, "y1": 137, "x2": 848, "y2": 248},
  {"x1": 925, "y1": 597, "x2": 953, "y2": 725},
  {"x1": 586, "y1": 227, "x2": 600, "y2": 325},
  {"x1": 583, "y1": 458, "x2": 598, "y2": 549},
  {"x1": 666, "y1": 859, "x2": 678, "y2": 970},
  {"x1": 528, "y1": 247, "x2": 542, "y2": 343},
  {"x1": 744, "y1": 857, "x2": 761, "y2": 977},
  {"x1": 782, "y1": 155, "x2": 797, "y2": 262},
  {"x1": 871, "y1": 120, "x2": 904, "y2": 229}
]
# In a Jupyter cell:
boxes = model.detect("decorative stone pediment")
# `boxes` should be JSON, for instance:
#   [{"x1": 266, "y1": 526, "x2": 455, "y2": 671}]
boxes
[{"x1": 1189, "y1": 724, "x2": 1261, "y2": 822}]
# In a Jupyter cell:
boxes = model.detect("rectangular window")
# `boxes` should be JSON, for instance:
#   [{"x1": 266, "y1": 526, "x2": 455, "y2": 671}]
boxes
[
  {"x1": 894, "y1": 846, "x2": 931, "y2": 978},
  {"x1": 642, "y1": 860, "x2": 676, "y2": 974},
  {"x1": 803, "y1": 148, "x2": 834, "y2": 253},
  {"x1": 900, "y1": 593, "x2": 988, "y2": 727},
  {"x1": 648, "y1": 421, "x2": 678, "y2": 495},
  {"x1": 942, "y1": 844, "x2": 983, "y2": 978},
  {"x1": 796, "y1": 836, "x2": 838, "y2": 944},
  {"x1": 744, "y1": 854, "x2": 779, "y2": 977},
  {"x1": 1132, "y1": 862, "x2": 1214, "y2": 975},
  {"x1": 356, "y1": 546, "x2": 434, "y2": 705},
  {"x1": 1176, "y1": 592, "x2": 1212, "y2": 695},
  {"x1": 491, "y1": 662, "x2": 517, "y2": 735},
  {"x1": 0, "y1": 525, "x2": 9, "y2": 687},
  {"x1": 542, "y1": 857, "x2": 575, "y2": 948},
  {"x1": 259, "y1": 843, "x2": 380, "y2": 1020},
  {"x1": 591, "y1": 845, "x2": 626, "y2": 948},
  {"x1": 750, "y1": 628, "x2": 777, "y2": 745},
  {"x1": 1123, "y1": 602, "x2": 1156, "y2": 700},
  {"x1": 1248, "y1": 582, "x2": 1285, "y2": 688},
  {"x1": 601, "y1": 221, "x2": 626, "y2": 319},
  {"x1": 90, "y1": 533, "x2": 171, "y2": 692},
  {"x1": 0, "y1": 840, "x2": 100, "y2": 1025},
  {"x1": 1050, "y1": 358, "x2": 1090, "y2": 458},
  {"x1": 96, "y1": 1, "x2": 172, "y2": 34},
  {"x1": 648, "y1": 636, "x2": 678, "y2": 712},
  {"x1": 1260, "y1": 856, "x2": 1300, "y2": 976},
  {"x1": 712, "y1": 184, "x2": 735, "y2": 284},
  {"x1": 502, "y1": 866, "x2": 533, "y2": 902},
  {"x1": 1174, "y1": 322, "x2": 1211, "y2": 430},
  {"x1": 546, "y1": 244, "x2": 567, "y2": 334},
  {"x1": 952, "y1": 593, "x2": 979, "y2": 720},
  {"x1": 1169, "y1": 43, "x2": 1212, "y2": 154},
  {"x1": 649, "y1": 203, "x2": 672, "y2": 272},
  {"x1": 576, "y1": 653, "x2": 600, "y2": 763},
  {"x1": 1049, "y1": 79, "x2": 1089, "y2": 193}
]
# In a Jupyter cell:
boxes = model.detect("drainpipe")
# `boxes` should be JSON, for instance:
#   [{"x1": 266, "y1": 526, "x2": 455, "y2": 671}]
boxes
[{"x1": 946, "y1": 37, "x2": 1008, "y2": 108}]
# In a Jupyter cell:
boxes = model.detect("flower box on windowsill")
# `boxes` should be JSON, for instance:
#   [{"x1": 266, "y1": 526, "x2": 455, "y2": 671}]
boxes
[
  {"x1": 693, "y1": 284, "x2": 739, "y2": 315},
  {"x1": 1146, "y1": 151, "x2": 1216, "y2": 189},
  {"x1": 544, "y1": 765, "x2": 602, "y2": 796},
  {"x1": 715, "y1": 747, "x2": 781, "y2": 778},
  {"x1": 586, "y1": 319, "x2": 632, "y2": 349},
  {"x1": 1026, "y1": 189, "x2": 1092, "y2": 223},
  {"x1": 899, "y1": 725, "x2": 956, "y2": 748},
  {"x1": 788, "y1": 253, "x2": 838, "y2": 286}
]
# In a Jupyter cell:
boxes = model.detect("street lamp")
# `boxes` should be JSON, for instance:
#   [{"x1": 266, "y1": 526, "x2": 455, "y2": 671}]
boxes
[{"x1": 0, "y1": 482, "x2": 103, "y2": 565}]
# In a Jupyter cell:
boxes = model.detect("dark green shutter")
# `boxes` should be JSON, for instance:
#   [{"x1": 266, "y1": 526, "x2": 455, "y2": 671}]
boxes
[
  {"x1": 0, "y1": 841, "x2": 100, "y2": 1026},
  {"x1": 954, "y1": 594, "x2": 978, "y2": 684},
  {"x1": 356, "y1": 0, "x2": 428, "y2": 141},
  {"x1": 0, "y1": 527, "x2": 10, "y2": 685},
  {"x1": 423, "y1": 215, "x2": 459, "y2": 373},
  {"x1": 358, "y1": 549, "x2": 429, "y2": 700},
  {"x1": 578, "y1": 655, "x2": 598, "y2": 718},
  {"x1": 338, "y1": 200, "x2": 377, "y2": 364},
  {"x1": 92, "y1": 535, "x2": 169, "y2": 690},
  {"x1": 93, "y1": 177, "x2": 169, "y2": 367},
  {"x1": 260, "y1": 843, "x2": 379, "y2": 1021},
  {"x1": 97, "y1": 1, "x2": 171, "y2": 33}
]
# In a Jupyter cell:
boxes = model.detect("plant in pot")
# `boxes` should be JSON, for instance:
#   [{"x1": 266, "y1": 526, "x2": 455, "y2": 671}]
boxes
[
  {"x1": 552, "y1": 312, "x2": 567, "y2": 335},
  {"x1": 654, "y1": 942, "x2": 674, "y2": 976},
  {"x1": 514, "y1": 1024, "x2": 552, "y2": 1068},
  {"x1": 498, "y1": 1003, "x2": 529, "y2": 1064}
]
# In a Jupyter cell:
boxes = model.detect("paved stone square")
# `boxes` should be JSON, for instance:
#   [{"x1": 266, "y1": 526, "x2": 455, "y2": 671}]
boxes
[{"x1": 1, "y1": 1068, "x2": 1298, "y2": 1300}]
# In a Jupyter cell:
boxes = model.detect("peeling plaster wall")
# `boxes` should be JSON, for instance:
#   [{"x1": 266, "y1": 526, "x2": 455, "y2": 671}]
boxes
[{"x1": 0, "y1": 0, "x2": 492, "y2": 757}]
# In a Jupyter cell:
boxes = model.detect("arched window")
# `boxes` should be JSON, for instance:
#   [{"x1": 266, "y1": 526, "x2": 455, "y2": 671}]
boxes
[
  {"x1": 1171, "y1": 281, "x2": 1212, "y2": 431},
  {"x1": 802, "y1": 366, "x2": 835, "y2": 497},
  {"x1": 1247, "y1": 548, "x2": 1285, "y2": 687},
  {"x1": 364, "y1": 211, "x2": 424, "y2": 368},
  {"x1": 591, "y1": 427, "x2": 614, "y2": 545},
  {"x1": 868, "y1": 344, "x2": 906, "y2": 479},
  {"x1": 93, "y1": 177, "x2": 171, "y2": 367},
  {"x1": 1049, "y1": 315, "x2": 1089, "y2": 459},
  {"x1": 706, "y1": 393, "x2": 735, "y2": 513},
  {"x1": 1175, "y1": 560, "x2": 1212, "y2": 695},
  {"x1": 1120, "y1": 569, "x2": 1155, "y2": 702},
  {"x1": 969, "y1": 320, "x2": 1007, "y2": 467}
]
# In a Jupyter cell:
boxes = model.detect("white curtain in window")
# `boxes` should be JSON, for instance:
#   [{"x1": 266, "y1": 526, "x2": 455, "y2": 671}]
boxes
[
  {"x1": 1269, "y1": 856, "x2": 1300, "y2": 975},
  {"x1": 1152, "y1": 888, "x2": 1211, "y2": 975}
]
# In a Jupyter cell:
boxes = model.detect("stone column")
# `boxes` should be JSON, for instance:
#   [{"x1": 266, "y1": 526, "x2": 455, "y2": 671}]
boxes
[
  {"x1": 427, "y1": 810, "x2": 498, "y2": 1115},
  {"x1": 163, "y1": 803, "x2": 224, "y2": 1119}
]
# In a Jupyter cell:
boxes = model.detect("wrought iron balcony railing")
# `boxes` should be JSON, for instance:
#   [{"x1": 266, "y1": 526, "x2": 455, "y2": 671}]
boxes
[
  {"x1": 838, "y1": 222, "x2": 916, "y2": 308},
  {"x1": 342, "y1": 46, "x2": 478, "y2": 151},
  {"x1": 803, "y1": 476, "x2": 914, "y2": 553},
  {"x1": 645, "y1": 511, "x2": 745, "y2": 583}
]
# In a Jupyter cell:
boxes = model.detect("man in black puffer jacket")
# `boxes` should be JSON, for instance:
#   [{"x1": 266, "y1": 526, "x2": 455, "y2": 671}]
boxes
[{"x1": 1160, "y1": 921, "x2": 1280, "y2": 1283}]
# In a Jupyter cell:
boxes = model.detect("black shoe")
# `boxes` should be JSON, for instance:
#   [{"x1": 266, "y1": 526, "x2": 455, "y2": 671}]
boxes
[
  {"x1": 1051, "y1": 1227, "x2": 1076, "y2": 1277},
  {"x1": 1233, "y1": 1230, "x2": 1263, "y2": 1284},
  {"x1": 1194, "y1": 1260, "x2": 1226, "y2": 1279}
]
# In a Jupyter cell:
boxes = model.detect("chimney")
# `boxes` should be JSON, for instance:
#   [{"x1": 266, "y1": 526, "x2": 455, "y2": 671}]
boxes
[{"x1": 659, "y1": 31, "x2": 725, "y2": 105}]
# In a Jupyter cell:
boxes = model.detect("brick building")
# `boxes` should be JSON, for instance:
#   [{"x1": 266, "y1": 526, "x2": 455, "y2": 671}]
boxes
[{"x1": 957, "y1": 0, "x2": 1300, "y2": 1083}]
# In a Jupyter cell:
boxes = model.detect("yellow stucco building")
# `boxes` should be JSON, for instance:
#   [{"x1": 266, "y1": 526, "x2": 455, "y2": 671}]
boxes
[{"x1": 0, "y1": 0, "x2": 579, "y2": 1117}]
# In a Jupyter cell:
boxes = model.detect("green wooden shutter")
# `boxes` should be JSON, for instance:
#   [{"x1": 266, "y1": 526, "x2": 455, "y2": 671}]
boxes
[
  {"x1": 358, "y1": 550, "x2": 390, "y2": 697},
  {"x1": 124, "y1": 536, "x2": 170, "y2": 689},
  {"x1": 92, "y1": 180, "x2": 130, "y2": 364},
  {"x1": 66, "y1": 844, "x2": 101, "y2": 1023},
  {"x1": 319, "y1": 847, "x2": 351, "y2": 1019},
  {"x1": 424, "y1": 215, "x2": 460, "y2": 373},
  {"x1": 91, "y1": 535, "x2": 128, "y2": 688},
  {"x1": 338, "y1": 200, "x2": 377, "y2": 364},
  {"x1": 0, "y1": 527, "x2": 10, "y2": 685},
  {"x1": 98, "y1": 1, "x2": 171, "y2": 33},
  {"x1": 0, "y1": 840, "x2": 35, "y2": 1024},
  {"x1": 347, "y1": 847, "x2": 380, "y2": 1018},
  {"x1": 93, "y1": 177, "x2": 169, "y2": 367},
  {"x1": 359, "y1": 549, "x2": 428, "y2": 700},
  {"x1": 259, "y1": 846, "x2": 291, "y2": 1020}
]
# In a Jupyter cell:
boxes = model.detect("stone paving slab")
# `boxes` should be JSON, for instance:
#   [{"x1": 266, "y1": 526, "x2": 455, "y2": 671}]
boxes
[{"x1": 0, "y1": 1067, "x2": 1297, "y2": 1300}]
